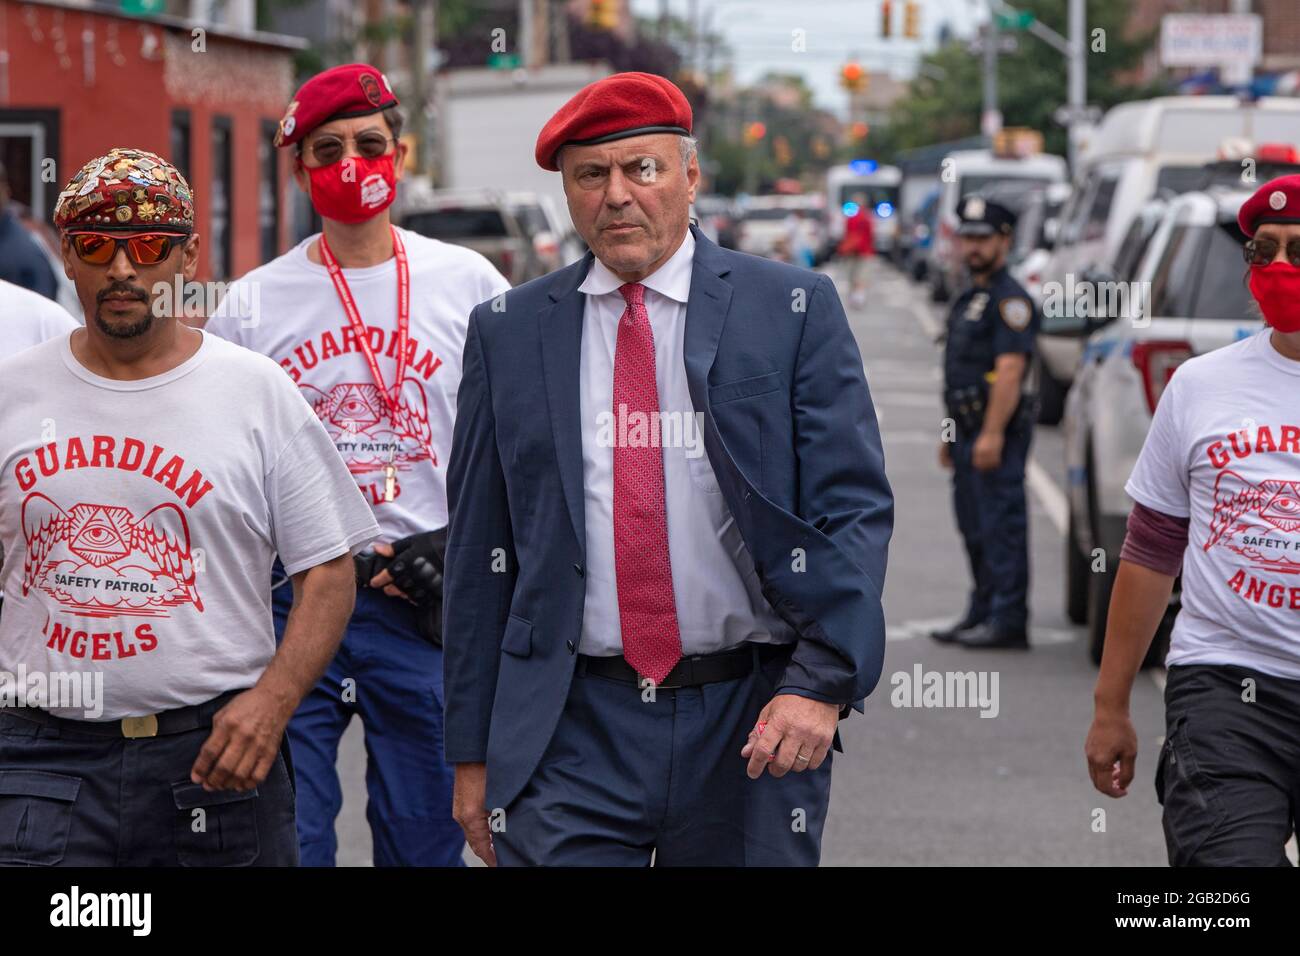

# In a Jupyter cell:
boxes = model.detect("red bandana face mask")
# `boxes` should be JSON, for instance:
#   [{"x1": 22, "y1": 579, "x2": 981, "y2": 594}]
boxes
[
  {"x1": 303, "y1": 153, "x2": 397, "y2": 224},
  {"x1": 1249, "y1": 261, "x2": 1300, "y2": 334}
]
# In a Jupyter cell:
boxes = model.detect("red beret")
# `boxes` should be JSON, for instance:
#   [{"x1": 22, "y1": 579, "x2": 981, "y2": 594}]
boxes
[
  {"x1": 535, "y1": 71, "x2": 693, "y2": 171},
  {"x1": 1238, "y1": 174, "x2": 1300, "y2": 237},
  {"x1": 275, "y1": 63, "x2": 399, "y2": 148}
]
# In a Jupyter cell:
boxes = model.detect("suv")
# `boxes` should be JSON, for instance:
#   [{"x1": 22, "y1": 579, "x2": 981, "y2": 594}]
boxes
[{"x1": 1062, "y1": 186, "x2": 1260, "y2": 664}]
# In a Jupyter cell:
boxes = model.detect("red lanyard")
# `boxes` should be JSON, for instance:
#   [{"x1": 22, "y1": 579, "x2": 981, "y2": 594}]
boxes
[{"x1": 318, "y1": 225, "x2": 409, "y2": 423}]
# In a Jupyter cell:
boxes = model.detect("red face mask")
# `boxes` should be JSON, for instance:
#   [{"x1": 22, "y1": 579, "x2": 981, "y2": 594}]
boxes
[
  {"x1": 303, "y1": 153, "x2": 397, "y2": 224},
  {"x1": 1249, "y1": 261, "x2": 1300, "y2": 334}
]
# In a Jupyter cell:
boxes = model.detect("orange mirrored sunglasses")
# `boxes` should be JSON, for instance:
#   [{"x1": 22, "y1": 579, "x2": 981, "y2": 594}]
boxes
[{"x1": 69, "y1": 232, "x2": 184, "y2": 267}]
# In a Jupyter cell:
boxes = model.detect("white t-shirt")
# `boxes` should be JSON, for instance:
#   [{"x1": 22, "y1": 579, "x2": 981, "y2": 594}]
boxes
[
  {"x1": 0, "y1": 278, "x2": 80, "y2": 360},
  {"x1": 1126, "y1": 329, "x2": 1300, "y2": 679},
  {"x1": 206, "y1": 227, "x2": 510, "y2": 540},
  {"x1": 0, "y1": 329, "x2": 380, "y2": 719}
]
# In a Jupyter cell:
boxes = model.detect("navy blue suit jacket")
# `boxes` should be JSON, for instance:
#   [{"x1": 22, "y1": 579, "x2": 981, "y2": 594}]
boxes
[{"x1": 443, "y1": 226, "x2": 893, "y2": 810}]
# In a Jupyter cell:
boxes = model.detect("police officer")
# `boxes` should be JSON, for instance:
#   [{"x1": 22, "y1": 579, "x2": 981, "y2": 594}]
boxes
[{"x1": 930, "y1": 196, "x2": 1039, "y2": 649}]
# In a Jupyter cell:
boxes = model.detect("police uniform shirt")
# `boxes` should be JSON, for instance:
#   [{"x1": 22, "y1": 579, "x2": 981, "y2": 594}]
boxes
[{"x1": 943, "y1": 266, "x2": 1039, "y2": 392}]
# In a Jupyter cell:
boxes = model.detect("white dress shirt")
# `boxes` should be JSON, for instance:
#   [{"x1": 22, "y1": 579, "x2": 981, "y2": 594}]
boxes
[{"x1": 577, "y1": 228, "x2": 793, "y2": 656}]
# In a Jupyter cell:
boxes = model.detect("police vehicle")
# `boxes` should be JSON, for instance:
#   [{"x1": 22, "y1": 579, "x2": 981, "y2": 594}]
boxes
[{"x1": 1062, "y1": 185, "x2": 1260, "y2": 664}]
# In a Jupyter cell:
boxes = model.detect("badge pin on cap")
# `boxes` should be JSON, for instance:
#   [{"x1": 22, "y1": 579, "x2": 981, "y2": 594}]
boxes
[{"x1": 1270, "y1": 190, "x2": 1287, "y2": 211}]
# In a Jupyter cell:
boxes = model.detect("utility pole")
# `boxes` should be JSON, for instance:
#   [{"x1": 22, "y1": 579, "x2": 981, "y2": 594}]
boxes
[
  {"x1": 411, "y1": 0, "x2": 434, "y2": 177},
  {"x1": 982, "y1": 8, "x2": 1000, "y2": 137},
  {"x1": 1067, "y1": 0, "x2": 1084, "y2": 170},
  {"x1": 990, "y1": 0, "x2": 1090, "y2": 170}
]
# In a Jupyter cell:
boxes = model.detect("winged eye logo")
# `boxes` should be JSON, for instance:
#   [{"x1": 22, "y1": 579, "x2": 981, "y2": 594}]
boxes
[
  {"x1": 299, "y1": 378, "x2": 435, "y2": 475},
  {"x1": 21, "y1": 493, "x2": 203, "y2": 617},
  {"x1": 1205, "y1": 470, "x2": 1300, "y2": 573}
]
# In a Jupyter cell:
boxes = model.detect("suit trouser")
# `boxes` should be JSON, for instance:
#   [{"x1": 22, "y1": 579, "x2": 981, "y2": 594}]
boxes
[
  {"x1": 950, "y1": 423, "x2": 1032, "y2": 630},
  {"x1": 1158, "y1": 663, "x2": 1300, "y2": 866},
  {"x1": 271, "y1": 579, "x2": 464, "y2": 867},
  {"x1": 0, "y1": 705, "x2": 298, "y2": 866},
  {"x1": 493, "y1": 645, "x2": 833, "y2": 866}
]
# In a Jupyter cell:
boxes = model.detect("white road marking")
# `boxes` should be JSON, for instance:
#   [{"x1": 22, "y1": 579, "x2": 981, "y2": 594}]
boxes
[
  {"x1": 909, "y1": 299, "x2": 943, "y2": 341},
  {"x1": 1026, "y1": 456, "x2": 1069, "y2": 535},
  {"x1": 880, "y1": 430, "x2": 940, "y2": 444},
  {"x1": 875, "y1": 392, "x2": 943, "y2": 408},
  {"x1": 887, "y1": 618, "x2": 1078, "y2": 645}
]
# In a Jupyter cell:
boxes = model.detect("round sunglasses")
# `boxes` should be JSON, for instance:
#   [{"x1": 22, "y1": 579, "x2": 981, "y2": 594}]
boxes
[
  {"x1": 1243, "y1": 237, "x2": 1300, "y2": 268},
  {"x1": 302, "y1": 131, "x2": 395, "y2": 167},
  {"x1": 70, "y1": 232, "x2": 184, "y2": 267}
]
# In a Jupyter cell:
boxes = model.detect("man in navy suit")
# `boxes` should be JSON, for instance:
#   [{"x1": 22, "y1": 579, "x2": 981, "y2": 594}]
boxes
[{"x1": 443, "y1": 72, "x2": 893, "y2": 866}]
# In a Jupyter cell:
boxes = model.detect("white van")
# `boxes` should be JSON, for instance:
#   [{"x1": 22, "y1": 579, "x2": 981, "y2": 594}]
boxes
[{"x1": 926, "y1": 147, "x2": 1068, "y2": 302}]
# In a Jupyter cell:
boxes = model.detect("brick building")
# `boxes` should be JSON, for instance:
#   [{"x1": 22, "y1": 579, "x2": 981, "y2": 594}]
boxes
[{"x1": 0, "y1": 0, "x2": 304, "y2": 280}]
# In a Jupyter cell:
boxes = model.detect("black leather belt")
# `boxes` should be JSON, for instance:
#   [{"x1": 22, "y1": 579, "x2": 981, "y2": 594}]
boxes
[
  {"x1": 2, "y1": 688, "x2": 246, "y2": 739},
  {"x1": 577, "y1": 643, "x2": 791, "y2": 689}
]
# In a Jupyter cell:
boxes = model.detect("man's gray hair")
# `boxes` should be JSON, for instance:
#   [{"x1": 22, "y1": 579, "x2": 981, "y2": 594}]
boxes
[{"x1": 678, "y1": 135, "x2": 698, "y2": 167}]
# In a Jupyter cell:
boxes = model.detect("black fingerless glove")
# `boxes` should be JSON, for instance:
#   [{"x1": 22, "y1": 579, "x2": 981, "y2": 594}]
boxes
[{"x1": 386, "y1": 529, "x2": 447, "y2": 607}]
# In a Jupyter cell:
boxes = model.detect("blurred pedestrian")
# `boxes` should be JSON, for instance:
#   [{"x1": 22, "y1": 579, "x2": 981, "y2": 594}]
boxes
[
  {"x1": 783, "y1": 208, "x2": 815, "y2": 268},
  {"x1": 0, "y1": 147, "x2": 377, "y2": 865},
  {"x1": 1086, "y1": 174, "x2": 1300, "y2": 866},
  {"x1": 0, "y1": 161, "x2": 59, "y2": 300},
  {"x1": 837, "y1": 191, "x2": 874, "y2": 308},
  {"x1": 208, "y1": 63, "x2": 509, "y2": 867},
  {"x1": 930, "y1": 196, "x2": 1039, "y2": 649},
  {"x1": 444, "y1": 71, "x2": 892, "y2": 866},
  {"x1": 0, "y1": 277, "x2": 78, "y2": 359}
]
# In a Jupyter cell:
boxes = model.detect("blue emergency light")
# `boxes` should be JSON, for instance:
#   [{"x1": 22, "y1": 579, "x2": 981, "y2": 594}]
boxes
[{"x1": 849, "y1": 159, "x2": 878, "y2": 175}]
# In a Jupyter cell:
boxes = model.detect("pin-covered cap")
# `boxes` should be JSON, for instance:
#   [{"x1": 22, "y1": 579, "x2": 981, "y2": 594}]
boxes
[{"x1": 53, "y1": 147, "x2": 194, "y2": 234}]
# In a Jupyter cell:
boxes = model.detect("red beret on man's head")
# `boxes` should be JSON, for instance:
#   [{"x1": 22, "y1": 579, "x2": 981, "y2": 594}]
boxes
[
  {"x1": 1239, "y1": 174, "x2": 1300, "y2": 237},
  {"x1": 534, "y1": 71, "x2": 693, "y2": 171},
  {"x1": 275, "y1": 63, "x2": 399, "y2": 148}
]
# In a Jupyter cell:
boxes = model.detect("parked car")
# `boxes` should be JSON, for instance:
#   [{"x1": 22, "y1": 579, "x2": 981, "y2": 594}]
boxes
[
  {"x1": 1035, "y1": 193, "x2": 1167, "y2": 426},
  {"x1": 693, "y1": 194, "x2": 739, "y2": 249},
  {"x1": 735, "y1": 194, "x2": 826, "y2": 261},
  {"x1": 1008, "y1": 181, "x2": 1073, "y2": 304},
  {"x1": 894, "y1": 171, "x2": 940, "y2": 270},
  {"x1": 926, "y1": 146, "x2": 1068, "y2": 303},
  {"x1": 1036, "y1": 97, "x2": 1300, "y2": 400},
  {"x1": 1062, "y1": 185, "x2": 1259, "y2": 665},
  {"x1": 398, "y1": 188, "x2": 545, "y2": 285},
  {"x1": 903, "y1": 186, "x2": 940, "y2": 282},
  {"x1": 504, "y1": 190, "x2": 583, "y2": 272}
]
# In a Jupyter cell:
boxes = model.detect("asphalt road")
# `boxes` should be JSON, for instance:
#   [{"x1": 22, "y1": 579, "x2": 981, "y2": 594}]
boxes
[{"x1": 329, "y1": 256, "x2": 1173, "y2": 867}]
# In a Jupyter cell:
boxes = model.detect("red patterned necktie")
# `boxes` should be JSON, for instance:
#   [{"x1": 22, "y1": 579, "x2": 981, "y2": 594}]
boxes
[{"x1": 612, "y1": 281, "x2": 683, "y2": 684}]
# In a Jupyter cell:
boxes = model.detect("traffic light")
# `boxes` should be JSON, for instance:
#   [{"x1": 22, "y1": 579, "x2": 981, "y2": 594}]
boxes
[
  {"x1": 881, "y1": 0, "x2": 892, "y2": 37},
  {"x1": 588, "y1": 0, "x2": 618, "y2": 30},
  {"x1": 840, "y1": 62, "x2": 868, "y2": 93},
  {"x1": 744, "y1": 122, "x2": 767, "y2": 145},
  {"x1": 903, "y1": 1, "x2": 920, "y2": 39},
  {"x1": 850, "y1": 121, "x2": 870, "y2": 140}
]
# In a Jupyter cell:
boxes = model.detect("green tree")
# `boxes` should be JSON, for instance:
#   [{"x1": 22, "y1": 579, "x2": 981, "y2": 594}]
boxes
[{"x1": 881, "y1": 0, "x2": 1171, "y2": 162}]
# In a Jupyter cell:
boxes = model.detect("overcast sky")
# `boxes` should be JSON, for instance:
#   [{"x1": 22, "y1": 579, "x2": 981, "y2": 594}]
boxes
[{"x1": 629, "y1": 0, "x2": 987, "y2": 115}]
